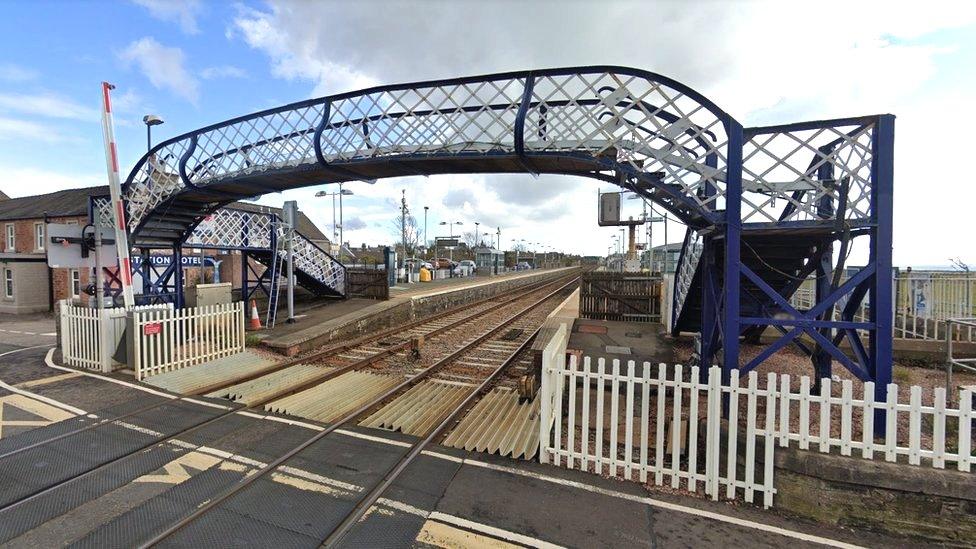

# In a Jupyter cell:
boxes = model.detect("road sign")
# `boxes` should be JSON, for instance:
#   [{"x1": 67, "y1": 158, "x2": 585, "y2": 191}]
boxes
[
  {"x1": 143, "y1": 322, "x2": 162, "y2": 336},
  {"x1": 435, "y1": 237, "x2": 459, "y2": 249},
  {"x1": 46, "y1": 224, "x2": 118, "y2": 268}
]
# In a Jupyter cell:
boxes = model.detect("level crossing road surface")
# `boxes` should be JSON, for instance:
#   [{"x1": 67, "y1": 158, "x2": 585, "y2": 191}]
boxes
[{"x1": 0, "y1": 317, "x2": 916, "y2": 548}]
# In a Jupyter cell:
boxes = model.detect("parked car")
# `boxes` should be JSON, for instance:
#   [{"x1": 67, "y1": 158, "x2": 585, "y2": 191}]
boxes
[
  {"x1": 404, "y1": 258, "x2": 433, "y2": 270},
  {"x1": 517, "y1": 262, "x2": 532, "y2": 270},
  {"x1": 434, "y1": 257, "x2": 454, "y2": 269},
  {"x1": 459, "y1": 260, "x2": 476, "y2": 272}
]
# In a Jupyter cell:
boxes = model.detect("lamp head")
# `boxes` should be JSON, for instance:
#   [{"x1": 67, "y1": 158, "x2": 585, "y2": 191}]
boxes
[{"x1": 143, "y1": 114, "x2": 164, "y2": 127}]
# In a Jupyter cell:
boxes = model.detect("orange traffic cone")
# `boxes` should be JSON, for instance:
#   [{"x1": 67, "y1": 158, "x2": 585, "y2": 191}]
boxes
[{"x1": 249, "y1": 299, "x2": 263, "y2": 330}]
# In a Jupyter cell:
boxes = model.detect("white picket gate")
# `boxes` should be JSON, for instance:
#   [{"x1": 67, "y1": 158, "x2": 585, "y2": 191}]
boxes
[
  {"x1": 539, "y1": 351, "x2": 976, "y2": 509},
  {"x1": 130, "y1": 301, "x2": 245, "y2": 380},
  {"x1": 59, "y1": 300, "x2": 172, "y2": 372}
]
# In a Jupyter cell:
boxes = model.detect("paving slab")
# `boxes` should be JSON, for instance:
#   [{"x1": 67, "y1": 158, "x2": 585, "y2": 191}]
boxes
[{"x1": 569, "y1": 318, "x2": 678, "y2": 366}]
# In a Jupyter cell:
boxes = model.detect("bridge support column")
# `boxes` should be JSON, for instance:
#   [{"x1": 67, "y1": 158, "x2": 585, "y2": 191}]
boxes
[
  {"x1": 173, "y1": 245, "x2": 184, "y2": 309},
  {"x1": 813, "y1": 246, "x2": 834, "y2": 388},
  {"x1": 700, "y1": 238, "x2": 721, "y2": 383},
  {"x1": 722, "y1": 121, "x2": 744, "y2": 383},
  {"x1": 241, "y1": 251, "x2": 249, "y2": 303},
  {"x1": 869, "y1": 114, "x2": 895, "y2": 436},
  {"x1": 140, "y1": 248, "x2": 151, "y2": 298}
]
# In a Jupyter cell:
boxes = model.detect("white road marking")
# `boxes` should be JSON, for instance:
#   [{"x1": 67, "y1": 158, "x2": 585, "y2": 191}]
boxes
[
  {"x1": 237, "y1": 410, "x2": 325, "y2": 431},
  {"x1": 460, "y1": 458, "x2": 864, "y2": 549},
  {"x1": 296, "y1": 427, "x2": 863, "y2": 549},
  {"x1": 44, "y1": 348, "x2": 177, "y2": 399},
  {"x1": 182, "y1": 397, "x2": 232, "y2": 411},
  {"x1": 428, "y1": 512, "x2": 566, "y2": 549},
  {"x1": 0, "y1": 329, "x2": 56, "y2": 337},
  {"x1": 22, "y1": 348, "x2": 866, "y2": 548},
  {"x1": 0, "y1": 346, "x2": 87, "y2": 416},
  {"x1": 334, "y1": 428, "x2": 413, "y2": 447}
]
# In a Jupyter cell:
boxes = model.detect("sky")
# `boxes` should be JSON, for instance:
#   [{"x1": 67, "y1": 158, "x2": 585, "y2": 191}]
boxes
[{"x1": 1, "y1": 0, "x2": 974, "y2": 267}]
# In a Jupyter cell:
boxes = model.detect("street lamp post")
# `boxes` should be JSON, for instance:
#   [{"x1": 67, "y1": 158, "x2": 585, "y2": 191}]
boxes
[
  {"x1": 315, "y1": 187, "x2": 354, "y2": 256},
  {"x1": 143, "y1": 114, "x2": 163, "y2": 153},
  {"x1": 474, "y1": 221, "x2": 480, "y2": 248},
  {"x1": 423, "y1": 206, "x2": 429, "y2": 259},
  {"x1": 439, "y1": 221, "x2": 463, "y2": 276}
]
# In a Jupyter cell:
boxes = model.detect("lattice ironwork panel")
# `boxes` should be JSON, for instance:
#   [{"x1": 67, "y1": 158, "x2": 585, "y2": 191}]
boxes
[
  {"x1": 121, "y1": 69, "x2": 739, "y2": 235},
  {"x1": 184, "y1": 103, "x2": 326, "y2": 186},
  {"x1": 124, "y1": 140, "x2": 194, "y2": 231},
  {"x1": 673, "y1": 228, "x2": 703, "y2": 324},
  {"x1": 525, "y1": 72, "x2": 729, "y2": 212},
  {"x1": 320, "y1": 77, "x2": 526, "y2": 161},
  {"x1": 741, "y1": 120, "x2": 875, "y2": 224},
  {"x1": 185, "y1": 208, "x2": 274, "y2": 249},
  {"x1": 277, "y1": 223, "x2": 345, "y2": 295}
]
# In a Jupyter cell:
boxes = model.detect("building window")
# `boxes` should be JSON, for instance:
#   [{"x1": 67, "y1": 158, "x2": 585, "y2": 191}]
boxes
[
  {"x1": 70, "y1": 269, "x2": 81, "y2": 298},
  {"x1": 35, "y1": 223, "x2": 45, "y2": 251},
  {"x1": 5, "y1": 224, "x2": 13, "y2": 251},
  {"x1": 4, "y1": 269, "x2": 12, "y2": 298}
]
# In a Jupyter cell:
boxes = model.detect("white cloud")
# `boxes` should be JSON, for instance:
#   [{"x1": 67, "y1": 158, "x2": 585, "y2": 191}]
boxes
[
  {"x1": 229, "y1": 4, "x2": 375, "y2": 96},
  {"x1": 200, "y1": 65, "x2": 248, "y2": 80},
  {"x1": 229, "y1": 1, "x2": 976, "y2": 263},
  {"x1": 132, "y1": 0, "x2": 202, "y2": 35},
  {"x1": 0, "y1": 92, "x2": 98, "y2": 121},
  {"x1": 0, "y1": 166, "x2": 103, "y2": 197},
  {"x1": 118, "y1": 37, "x2": 200, "y2": 105},
  {"x1": 0, "y1": 63, "x2": 38, "y2": 82},
  {"x1": 0, "y1": 117, "x2": 67, "y2": 143}
]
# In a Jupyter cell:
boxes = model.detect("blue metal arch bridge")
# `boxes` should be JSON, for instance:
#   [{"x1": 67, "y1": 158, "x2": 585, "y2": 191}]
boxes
[{"x1": 107, "y1": 66, "x2": 895, "y2": 403}]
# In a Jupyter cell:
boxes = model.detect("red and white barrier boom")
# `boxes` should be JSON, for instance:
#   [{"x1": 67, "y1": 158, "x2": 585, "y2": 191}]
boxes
[{"x1": 100, "y1": 82, "x2": 135, "y2": 309}]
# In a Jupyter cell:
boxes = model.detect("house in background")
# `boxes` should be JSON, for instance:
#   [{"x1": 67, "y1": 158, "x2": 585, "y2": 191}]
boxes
[{"x1": 0, "y1": 186, "x2": 332, "y2": 314}]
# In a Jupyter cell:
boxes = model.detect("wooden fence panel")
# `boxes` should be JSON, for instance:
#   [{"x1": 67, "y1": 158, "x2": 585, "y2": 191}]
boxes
[
  {"x1": 346, "y1": 268, "x2": 390, "y2": 300},
  {"x1": 579, "y1": 272, "x2": 662, "y2": 322}
]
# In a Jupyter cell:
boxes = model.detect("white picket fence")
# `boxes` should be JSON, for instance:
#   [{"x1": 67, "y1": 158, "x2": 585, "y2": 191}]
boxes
[
  {"x1": 539, "y1": 349, "x2": 975, "y2": 508},
  {"x1": 59, "y1": 300, "x2": 171, "y2": 372},
  {"x1": 131, "y1": 301, "x2": 245, "y2": 380}
]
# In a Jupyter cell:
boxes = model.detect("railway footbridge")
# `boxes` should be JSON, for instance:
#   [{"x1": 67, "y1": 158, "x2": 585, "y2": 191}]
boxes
[{"x1": 106, "y1": 66, "x2": 894, "y2": 397}]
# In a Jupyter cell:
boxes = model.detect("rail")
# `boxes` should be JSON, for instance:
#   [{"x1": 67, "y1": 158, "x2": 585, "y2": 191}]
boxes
[{"x1": 138, "y1": 276, "x2": 579, "y2": 546}]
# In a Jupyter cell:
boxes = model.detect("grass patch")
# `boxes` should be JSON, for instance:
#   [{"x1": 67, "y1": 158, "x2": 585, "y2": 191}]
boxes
[
  {"x1": 892, "y1": 365, "x2": 912, "y2": 384},
  {"x1": 245, "y1": 333, "x2": 263, "y2": 347}
]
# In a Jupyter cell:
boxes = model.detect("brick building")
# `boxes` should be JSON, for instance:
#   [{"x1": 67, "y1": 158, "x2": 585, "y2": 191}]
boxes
[{"x1": 0, "y1": 186, "x2": 332, "y2": 314}]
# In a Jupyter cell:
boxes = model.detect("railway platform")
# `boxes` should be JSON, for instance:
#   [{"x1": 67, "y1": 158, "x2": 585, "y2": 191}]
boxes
[{"x1": 260, "y1": 267, "x2": 575, "y2": 356}]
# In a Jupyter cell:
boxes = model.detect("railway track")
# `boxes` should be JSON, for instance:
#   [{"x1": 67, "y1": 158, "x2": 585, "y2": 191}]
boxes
[
  {"x1": 0, "y1": 271, "x2": 568, "y2": 463},
  {"x1": 0, "y1": 271, "x2": 579, "y2": 546}
]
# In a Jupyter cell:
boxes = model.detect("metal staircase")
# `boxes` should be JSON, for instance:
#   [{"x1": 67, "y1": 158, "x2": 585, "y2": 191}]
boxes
[{"x1": 92, "y1": 197, "x2": 346, "y2": 306}]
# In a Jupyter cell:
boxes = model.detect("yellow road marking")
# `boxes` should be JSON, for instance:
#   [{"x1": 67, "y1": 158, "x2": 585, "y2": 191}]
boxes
[
  {"x1": 416, "y1": 520, "x2": 524, "y2": 549},
  {"x1": 0, "y1": 393, "x2": 75, "y2": 438},
  {"x1": 15, "y1": 372, "x2": 83, "y2": 389},
  {"x1": 134, "y1": 451, "x2": 223, "y2": 484}
]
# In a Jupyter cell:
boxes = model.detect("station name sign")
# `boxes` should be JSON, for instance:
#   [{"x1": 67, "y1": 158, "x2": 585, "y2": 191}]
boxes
[{"x1": 132, "y1": 255, "x2": 219, "y2": 268}]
